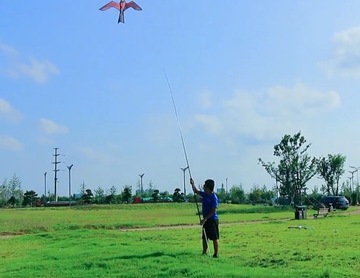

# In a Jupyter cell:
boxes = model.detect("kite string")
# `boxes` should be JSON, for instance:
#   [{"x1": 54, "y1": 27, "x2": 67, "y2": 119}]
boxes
[
  {"x1": 163, "y1": 70, "x2": 192, "y2": 179},
  {"x1": 163, "y1": 70, "x2": 202, "y2": 222}
]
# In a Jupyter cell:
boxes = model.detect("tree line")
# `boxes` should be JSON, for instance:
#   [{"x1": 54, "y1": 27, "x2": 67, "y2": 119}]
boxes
[
  {"x1": 0, "y1": 176, "x2": 273, "y2": 207},
  {"x1": 0, "y1": 174, "x2": 356, "y2": 208},
  {"x1": 1, "y1": 131, "x2": 358, "y2": 207}
]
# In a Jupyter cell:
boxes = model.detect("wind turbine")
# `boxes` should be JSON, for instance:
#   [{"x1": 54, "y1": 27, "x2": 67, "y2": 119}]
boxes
[
  {"x1": 180, "y1": 167, "x2": 189, "y2": 197},
  {"x1": 350, "y1": 166, "x2": 360, "y2": 189},
  {"x1": 67, "y1": 164, "x2": 74, "y2": 200},
  {"x1": 349, "y1": 169, "x2": 357, "y2": 192},
  {"x1": 139, "y1": 173, "x2": 144, "y2": 194}
]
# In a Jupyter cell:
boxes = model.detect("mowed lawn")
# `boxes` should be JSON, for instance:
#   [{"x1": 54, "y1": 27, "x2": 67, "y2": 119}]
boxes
[{"x1": 1, "y1": 203, "x2": 360, "y2": 277}]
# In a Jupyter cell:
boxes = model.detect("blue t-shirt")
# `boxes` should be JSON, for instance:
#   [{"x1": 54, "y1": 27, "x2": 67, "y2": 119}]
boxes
[{"x1": 199, "y1": 191, "x2": 219, "y2": 220}]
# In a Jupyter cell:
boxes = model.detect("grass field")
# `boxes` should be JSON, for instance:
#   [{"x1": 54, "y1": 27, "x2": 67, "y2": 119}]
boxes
[{"x1": 1, "y1": 203, "x2": 360, "y2": 277}]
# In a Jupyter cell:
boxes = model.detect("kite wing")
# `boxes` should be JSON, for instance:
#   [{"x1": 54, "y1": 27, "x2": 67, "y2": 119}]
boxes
[
  {"x1": 126, "y1": 1, "x2": 142, "y2": 11},
  {"x1": 99, "y1": 1, "x2": 120, "y2": 11}
]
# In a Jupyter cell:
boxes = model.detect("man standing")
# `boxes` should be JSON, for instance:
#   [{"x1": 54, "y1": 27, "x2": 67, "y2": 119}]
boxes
[{"x1": 190, "y1": 178, "x2": 219, "y2": 258}]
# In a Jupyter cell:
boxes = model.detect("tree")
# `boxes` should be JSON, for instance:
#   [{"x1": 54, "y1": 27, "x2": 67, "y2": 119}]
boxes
[
  {"x1": 104, "y1": 194, "x2": 115, "y2": 204},
  {"x1": 121, "y1": 185, "x2": 132, "y2": 203},
  {"x1": 173, "y1": 188, "x2": 185, "y2": 202},
  {"x1": 259, "y1": 131, "x2": 317, "y2": 206},
  {"x1": 248, "y1": 185, "x2": 274, "y2": 204},
  {"x1": 261, "y1": 185, "x2": 275, "y2": 202},
  {"x1": 143, "y1": 181, "x2": 154, "y2": 198},
  {"x1": 8, "y1": 174, "x2": 23, "y2": 206},
  {"x1": 94, "y1": 186, "x2": 105, "y2": 204},
  {"x1": 248, "y1": 185, "x2": 262, "y2": 204},
  {"x1": 229, "y1": 184, "x2": 246, "y2": 204},
  {"x1": 7, "y1": 196, "x2": 16, "y2": 207},
  {"x1": 159, "y1": 191, "x2": 171, "y2": 202},
  {"x1": 79, "y1": 182, "x2": 86, "y2": 195},
  {"x1": 0, "y1": 179, "x2": 9, "y2": 206},
  {"x1": 151, "y1": 189, "x2": 160, "y2": 202},
  {"x1": 216, "y1": 183, "x2": 230, "y2": 203},
  {"x1": 108, "y1": 185, "x2": 117, "y2": 196},
  {"x1": 317, "y1": 154, "x2": 346, "y2": 196},
  {"x1": 82, "y1": 189, "x2": 94, "y2": 204},
  {"x1": 22, "y1": 190, "x2": 38, "y2": 207}
]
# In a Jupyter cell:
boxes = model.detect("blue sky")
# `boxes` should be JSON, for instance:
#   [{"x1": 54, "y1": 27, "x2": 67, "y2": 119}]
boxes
[{"x1": 1, "y1": 1, "x2": 360, "y2": 197}]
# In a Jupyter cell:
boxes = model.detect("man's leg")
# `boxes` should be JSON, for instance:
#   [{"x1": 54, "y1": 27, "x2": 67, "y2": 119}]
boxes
[{"x1": 213, "y1": 239, "x2": 219, "y2": 257}]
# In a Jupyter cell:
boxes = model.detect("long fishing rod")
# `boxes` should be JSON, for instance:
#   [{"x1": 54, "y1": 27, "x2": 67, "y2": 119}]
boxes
[
  {"x1": 163, "y1": 70, "x2": 201, "y2": 222},
  {"x1": 164, "y1": 71, "x2": 211, "y2": 256}
]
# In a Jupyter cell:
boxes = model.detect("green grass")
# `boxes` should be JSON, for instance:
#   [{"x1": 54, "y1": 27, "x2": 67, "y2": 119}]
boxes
[{"x1": 0, "y1": 204, "x2": 359, "y2": 277}]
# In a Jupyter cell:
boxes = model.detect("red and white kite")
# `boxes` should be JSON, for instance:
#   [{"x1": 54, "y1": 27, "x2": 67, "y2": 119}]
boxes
[{"x1": 99, "y1": 0, "x2": 142, "y2": 24}]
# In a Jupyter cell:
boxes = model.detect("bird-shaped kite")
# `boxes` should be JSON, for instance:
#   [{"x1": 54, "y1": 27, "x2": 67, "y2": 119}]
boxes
[{"x1": 99, "y1": 0, "x2": 142, "y2": 24}]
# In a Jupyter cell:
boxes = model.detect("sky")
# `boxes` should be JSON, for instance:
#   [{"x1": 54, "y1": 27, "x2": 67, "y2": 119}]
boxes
[{"x1": 1, "y1": 1, "x2": 360, "y2": 197}]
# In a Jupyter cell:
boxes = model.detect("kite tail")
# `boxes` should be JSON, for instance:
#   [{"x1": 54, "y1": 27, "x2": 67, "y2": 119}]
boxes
[{"x1": 118, "y1": 12, "x2": 125, "y2": 23}]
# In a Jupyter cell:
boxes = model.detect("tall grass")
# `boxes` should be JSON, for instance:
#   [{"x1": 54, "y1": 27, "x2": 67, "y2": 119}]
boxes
[{"x1": 0, "y1": 204, "x2": 359, "y2": 277}]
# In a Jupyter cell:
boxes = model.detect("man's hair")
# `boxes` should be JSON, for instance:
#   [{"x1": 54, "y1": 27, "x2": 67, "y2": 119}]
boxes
[{"x1": 204, "y1": 179, "x2": 215, "y2": 191}]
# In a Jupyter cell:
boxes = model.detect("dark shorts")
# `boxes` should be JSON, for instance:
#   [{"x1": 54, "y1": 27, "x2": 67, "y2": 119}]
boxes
[{"x1": 202, "y1": 219, "x2": 219, "y2": 240}]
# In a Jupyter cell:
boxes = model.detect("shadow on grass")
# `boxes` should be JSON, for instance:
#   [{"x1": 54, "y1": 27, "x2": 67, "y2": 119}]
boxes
[{"x1": 104, "y1": 251, "x2": 179, "y2": 260}]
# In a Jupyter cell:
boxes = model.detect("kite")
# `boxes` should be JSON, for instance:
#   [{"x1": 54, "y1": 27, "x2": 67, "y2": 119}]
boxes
[{"x1": 99, "y1": 0, "x2": 142, "y2": 24}]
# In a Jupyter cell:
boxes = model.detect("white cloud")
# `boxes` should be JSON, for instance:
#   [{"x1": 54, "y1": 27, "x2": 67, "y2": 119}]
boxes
[
  {"x1": 18, "y1": 58, "x2": 59, "y2": 84},
  {"x1": 0, "y1": 43, "x2": 18, "y2": 56},
  {"x1": 319, "y1": 26, "x2": 360, "y2": 78},
  {"x1": 39, "y1": 118, "x2": 69, "y2": 135},
  {"x1": 193, "y1": 83, "x2": 341, "y2": 142},
  {"x1": 0, "y1": 98, "x2": 22, "y2": 123},
  {"x1": 0, "y1": 135, "x2": 23, "y2": 151},
  {"x1": 198, "y1": 90, "x2": 213, "y2": 109},
  {"x1": 266, "y1": 83, "x2": 341, "y2": 114},
  {"x1": 0, "y1": 42, "x2": 59, "y2": 83},
  {"x1": 194, "y1": 114, "x2": 222, "y2": 134}
]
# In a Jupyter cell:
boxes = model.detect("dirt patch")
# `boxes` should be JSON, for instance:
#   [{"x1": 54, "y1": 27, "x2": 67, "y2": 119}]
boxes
[
  {"x1": 119, "y1": 224, "x2": 198, "y2": 232},
  {"x1": 119, "y1": 208, "x2": 360, "y2": 232},
  {"x1": 0, "y1": 235, "x2": 15, "y2": 239},
  {"x1": 119, "y1": 219, "x2": 289, "y2": 232},
  {"x1": 343, "y1": 207, "x2": 360, "y2": 215},
  {"x1": 0, "y1": 232, "x2": 25, "y2": 239}
]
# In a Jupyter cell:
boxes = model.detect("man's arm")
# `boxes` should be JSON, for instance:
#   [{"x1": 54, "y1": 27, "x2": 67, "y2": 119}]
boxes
[
  {"x1": 190, "y1": 178, "x2": 199, "y2": 194},
  {"x1": 200, "y1": 206, "x2": 216, "y2": 225},
  {"x1": 203, "y1": 207, "x2": 216, "y2": 221}
]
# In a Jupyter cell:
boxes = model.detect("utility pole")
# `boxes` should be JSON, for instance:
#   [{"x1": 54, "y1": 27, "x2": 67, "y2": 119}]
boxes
[
  {"x1": 53, "y1": 148, "x2": 60, "y2": 202},
  {"x1": 180, "y1": 167, "x2": 189, "y2": 197},
  {"x1": 44, "y1": 172, "x2": 47, "y2": 198}
]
